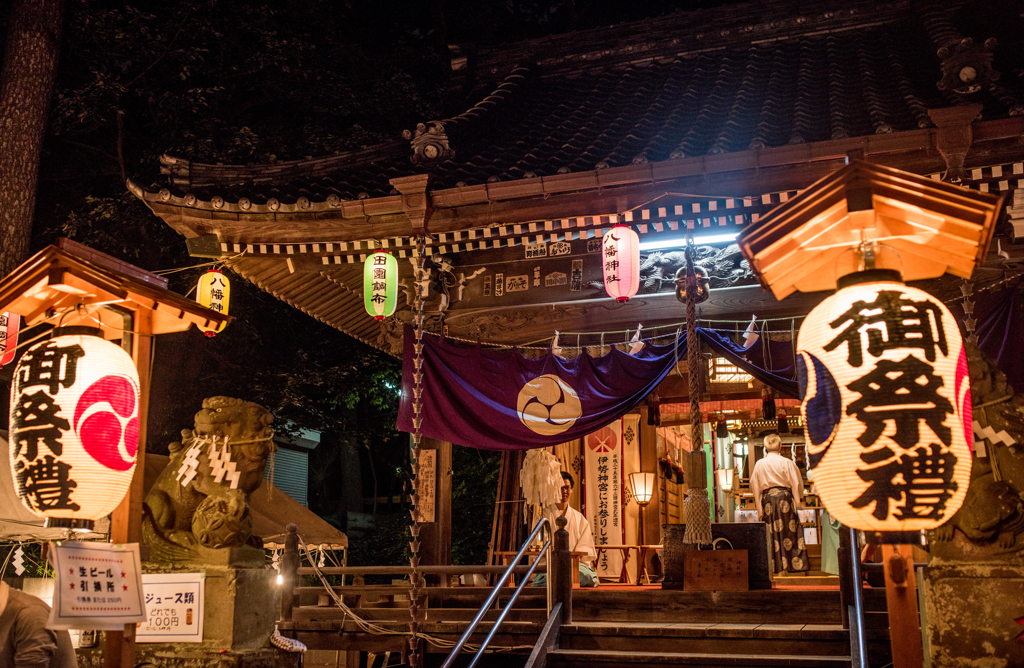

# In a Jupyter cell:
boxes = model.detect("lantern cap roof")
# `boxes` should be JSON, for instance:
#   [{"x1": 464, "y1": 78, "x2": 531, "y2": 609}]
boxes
[
  {"x1": 736, "y1": 160, "x2": 1005, "y2": 299},
  {"x1": 0, "y1": 239, "x2": 232, "y2": 336}
]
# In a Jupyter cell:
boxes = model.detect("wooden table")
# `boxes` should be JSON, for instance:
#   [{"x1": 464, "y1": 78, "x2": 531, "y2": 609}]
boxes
[{"x1": 594, "y1": 544, "x2": 664, "y2": 585}]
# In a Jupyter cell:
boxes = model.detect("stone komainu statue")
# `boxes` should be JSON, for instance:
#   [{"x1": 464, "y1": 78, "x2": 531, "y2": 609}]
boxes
[
  {"x1": 143, "y1": 397, "x2": 275, "y2": 562},
  {"x1": 929, "y1": 344, "x2": 1024, "y2": 561}
]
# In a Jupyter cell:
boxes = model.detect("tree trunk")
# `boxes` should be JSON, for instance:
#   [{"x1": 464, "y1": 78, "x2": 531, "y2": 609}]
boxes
[{"x1": 0, "y1": 0, "x2": 63, "y2": 277}]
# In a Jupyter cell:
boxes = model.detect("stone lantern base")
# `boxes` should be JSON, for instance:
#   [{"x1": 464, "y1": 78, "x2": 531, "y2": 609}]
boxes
[{"x1": 921, "y1": 561, "x2": 1024, "y2": 667}]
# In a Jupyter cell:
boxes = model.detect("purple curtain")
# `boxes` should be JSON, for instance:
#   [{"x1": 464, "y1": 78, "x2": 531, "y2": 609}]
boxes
[
  {"x1": 396, "y1": 326, "x2": 688, "y2": 450},
  {"x1": 967, "y1": 285, "x2": 1024, "y2": 393}
]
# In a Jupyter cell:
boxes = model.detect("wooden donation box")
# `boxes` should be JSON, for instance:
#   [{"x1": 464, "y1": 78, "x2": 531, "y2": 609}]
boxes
[
  {"x1": 683, "y1": 550, "x2": 749, "y2": 591},
  {"x1": 662, "y1": 523, "x2": 772, "y2": 590}
]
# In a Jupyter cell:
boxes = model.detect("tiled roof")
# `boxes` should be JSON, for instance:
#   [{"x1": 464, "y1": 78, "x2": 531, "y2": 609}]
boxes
[{"x1": 144, "y1": 0, "x2": 1024, "y2": 207}]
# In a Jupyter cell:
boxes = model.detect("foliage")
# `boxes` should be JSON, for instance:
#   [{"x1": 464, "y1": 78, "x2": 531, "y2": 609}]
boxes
[{"x1": 451, "y1": 445, "x2": 501, "y2": 565}]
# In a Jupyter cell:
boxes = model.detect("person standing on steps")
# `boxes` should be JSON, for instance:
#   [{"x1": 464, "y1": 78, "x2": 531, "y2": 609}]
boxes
[{"x1": 750, "y1": 433, "x2": 810, "y2": 574}]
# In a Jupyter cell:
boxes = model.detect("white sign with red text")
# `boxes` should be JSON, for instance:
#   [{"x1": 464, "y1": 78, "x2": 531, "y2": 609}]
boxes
[{"x1": 47, "y1": 542, "x2": 145, "y2": 630}]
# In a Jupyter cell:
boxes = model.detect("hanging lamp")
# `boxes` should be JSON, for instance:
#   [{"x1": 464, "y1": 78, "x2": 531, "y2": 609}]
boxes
[
  {"x1": 363, "y1": 250, "x2": 398, "y2": 320},
  {"x1": 602, "y1": 224, "x2": 640, "y2": 302},
  {"x1": 196, "y1": 269, "x2": 230, "y2": 337}
]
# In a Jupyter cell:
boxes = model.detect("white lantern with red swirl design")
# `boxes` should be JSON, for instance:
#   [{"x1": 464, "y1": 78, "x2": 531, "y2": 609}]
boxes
[
  {"x1": 796, "y1": 271, "x2": 972, "y2": 531},
  {"x1": 602, "y1": 224, "x2": 640, "y2": 303},
  {"x1": 8, "y1": 328, "x2": 140, "y2": 530}
]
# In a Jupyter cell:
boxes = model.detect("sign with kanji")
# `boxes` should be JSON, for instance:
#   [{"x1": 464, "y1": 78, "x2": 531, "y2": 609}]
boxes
[
  {"x1": 585, "y1": 417, "x2": 626, "y2": 578},
  {"x1": 137, "y1": 573, "x2": 205, "y2": 643},
  {"x1": 417, "y1": 449, "x2": 436, "y2": 523},
  {"x1": 363, "y1": 250, "x2": 398, "y2": 320},
  {"x1": 47, "y1": 541, "x2": 145, "y2": 630},
  {"x1": 797, "y1": 279, "x2": 972, "y2": 530}
]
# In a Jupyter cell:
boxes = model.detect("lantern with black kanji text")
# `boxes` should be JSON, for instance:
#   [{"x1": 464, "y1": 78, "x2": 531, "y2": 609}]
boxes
[
  {"x1": 796, "y1": 270, "x2": 972, "y2": 531},
  {"x1": 602, "y1": 224, "x2": 640, "y2": 303},
  {"x1": 8, "y1": 328, "x2": 141, "y2": 531},
  {"x1": 196, "y1": 269, "x2": 230, "y2": 337},
  {"x1": 363, "y1": 250, "x2": 398, "y2": 320}
]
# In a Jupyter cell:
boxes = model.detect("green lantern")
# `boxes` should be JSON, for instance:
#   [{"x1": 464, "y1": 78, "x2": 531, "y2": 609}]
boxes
[{"x1": 363, "y1": 250, "x2": 398, "y2": 320}]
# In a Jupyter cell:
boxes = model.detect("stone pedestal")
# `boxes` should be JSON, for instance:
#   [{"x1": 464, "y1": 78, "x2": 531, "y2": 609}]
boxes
[
  {"x1": 922, "y1": 562, "x2": 1024, "y2": 667},
  {"x1": 77, "y1": 564, "x2": 283, "y2": 668},
  {"x1": 142, "y1": 563, "x2": 278, "y2": 651}
]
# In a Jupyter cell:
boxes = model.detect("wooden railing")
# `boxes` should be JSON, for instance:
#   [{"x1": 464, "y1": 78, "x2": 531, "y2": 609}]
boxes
[{"x1": 275, "y1": 521, "x2": 576, "y2": 625}]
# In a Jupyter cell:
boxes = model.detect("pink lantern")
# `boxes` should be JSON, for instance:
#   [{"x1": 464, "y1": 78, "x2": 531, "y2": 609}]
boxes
[{"x1": 602, "y1": 224, "x2": 640, "y2": 302}]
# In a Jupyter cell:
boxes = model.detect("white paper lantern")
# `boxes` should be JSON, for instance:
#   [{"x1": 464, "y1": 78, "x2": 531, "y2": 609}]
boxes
[
  {"x1": 8, "y1": 328, "x2": 141, "y2": 530},
  {"x1": 602, "y1": 224, "x2": 640, "y2": 302},
  {"x1": 196, "y1": 269, "x2": 230, "y2": 337},
  {"x1": 797, "y1": 273, "x2": 972, "y2": 531}
]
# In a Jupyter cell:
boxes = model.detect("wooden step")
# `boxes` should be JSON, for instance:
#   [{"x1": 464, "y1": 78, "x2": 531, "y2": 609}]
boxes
[
  {"x1": 546, "y1": 649, "x2": 852, "y2": 667},
  {"x1": 557, "y1": 621, "x2": 892, "y2": 667},
  {"x1": 571, "y1": 588, "x2": 888, "y2": 625}
]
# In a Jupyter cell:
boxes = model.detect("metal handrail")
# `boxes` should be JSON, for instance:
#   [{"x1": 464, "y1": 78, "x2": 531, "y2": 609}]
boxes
[{"x1": 441, "y1": 518, "x2": 550, "y2": 668}]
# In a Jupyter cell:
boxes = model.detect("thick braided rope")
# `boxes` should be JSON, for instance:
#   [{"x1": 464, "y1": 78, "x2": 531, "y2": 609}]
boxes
[
  {"x1": 683, "y1": 237, "x2": 712, "y2": 546},
  {"x1": 407, "y1": 236, "x2": 427, "y2": 667}
]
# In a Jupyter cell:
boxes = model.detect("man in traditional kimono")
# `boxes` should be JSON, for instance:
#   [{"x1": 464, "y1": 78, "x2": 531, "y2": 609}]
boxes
[
  {"x1": 533, "y1": 471, "x2": 599, "y2": 587},
  {"x1": 750, "y1": 433, "x2": 810, "y2": 573}
]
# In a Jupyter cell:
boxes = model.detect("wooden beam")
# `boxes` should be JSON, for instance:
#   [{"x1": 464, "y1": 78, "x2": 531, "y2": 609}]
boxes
[
  {"x1": 882, "y1": 544, "x2": 925, "y2": 668},
  {"x1": 103, "y1": 307, "x2": 152, "y2": 668}
]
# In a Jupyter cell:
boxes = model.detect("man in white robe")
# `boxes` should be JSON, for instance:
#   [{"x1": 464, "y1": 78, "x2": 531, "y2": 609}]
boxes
[{"x1": 534, "y1": 471, "x2": 599, "y2": 587}]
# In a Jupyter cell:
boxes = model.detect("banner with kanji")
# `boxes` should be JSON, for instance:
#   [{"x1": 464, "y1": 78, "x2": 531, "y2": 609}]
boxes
[
  {"x1": 584, "y1": 419, "x2": 624, "y2": 578},
  {"x1": 47, "y1": 541, "x2": 145, "y2": 630}
]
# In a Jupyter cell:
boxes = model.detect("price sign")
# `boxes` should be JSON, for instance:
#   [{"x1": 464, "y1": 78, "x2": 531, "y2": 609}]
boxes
[{"x1": 136, "y1": 573, "x2": 204, "y2": 643}]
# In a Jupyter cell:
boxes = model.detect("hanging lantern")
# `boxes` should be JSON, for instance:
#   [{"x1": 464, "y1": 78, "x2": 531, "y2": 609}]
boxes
[
  {"x1": 196, "y1": 269, "x2": 230, "y2": 337},
  {"x1": 602, "y1": 224, "x2": 640, "y2": 303},
  {"x1": 8, "y1": 327, "x2": 141, "y2": 530},
  {"x1": 0, "y1": 311, "x2": 20, "y2": 367},
  {"x1": 363, "y1": 250, "x2": 398, "y2": 320},
  {"x1": 797, "y1": 271, "x2": 972, "y2": 531}
]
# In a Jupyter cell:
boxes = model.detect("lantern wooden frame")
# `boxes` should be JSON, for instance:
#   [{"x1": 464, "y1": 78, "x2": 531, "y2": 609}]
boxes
[{"x1": 737, "y1": 160, "x2": 1005, "y2": 299}]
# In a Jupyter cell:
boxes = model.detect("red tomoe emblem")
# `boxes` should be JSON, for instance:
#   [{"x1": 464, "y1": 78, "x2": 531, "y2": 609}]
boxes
[
  {"x1": 73, "y1": 375, "x2": 140, "y2": 471},
  {"x1": 587, "y1": 426, "x2": 617, "y2": 452}
]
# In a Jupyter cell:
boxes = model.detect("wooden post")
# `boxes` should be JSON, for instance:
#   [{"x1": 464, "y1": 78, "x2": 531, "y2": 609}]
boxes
[
  {"x1": 280, "y1": 523, "x2": 300, "y2": 621},
  {"x1": 882, "y1": 544, "x2": 924, "y2": 668},
  {"x1": 551, "y1": 516, "x2": 572, "y2": 623},
  {"x1": 103, "y1": 308, "x2": 151, "y2": 668},
  {"x1": 639, "y1": 406, "x2": 661, "y2": 576},
  {"x1": 417, "y1": 439, "x2": 452, "y2": 573},
  {"x1": 837, "y1": 524, "x2": 852, "y2": 629}
]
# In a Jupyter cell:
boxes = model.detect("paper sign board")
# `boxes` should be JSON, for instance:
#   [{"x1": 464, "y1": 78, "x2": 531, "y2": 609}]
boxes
[
  {"x1": 137, "y1": 573, "x2": 205, "y2": 643},
  {"x1": 47, "y1": 542, "x2": 146, "y2": 630}
]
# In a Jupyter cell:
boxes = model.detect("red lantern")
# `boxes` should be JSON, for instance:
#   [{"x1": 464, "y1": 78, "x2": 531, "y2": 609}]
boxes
[{"x1": 602, "y1": 224, "x2": 640, "y2": 302}]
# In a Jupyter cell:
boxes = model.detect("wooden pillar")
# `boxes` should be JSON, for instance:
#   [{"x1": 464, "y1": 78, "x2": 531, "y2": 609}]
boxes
[
  {"x1": 882, "y1": 544, "x2": 924, "y2": 668},
  {"x1": 104, "y1": 308, "x2": 151, "y2": 668},
  {"x1": 417, "y1": 438, "x2": 451, "y2": 567},
  {"x1": 280, "y1": 524, "x2": 300, "y2": 621},
  {"x1": 639, "y1": 405, "x2": 661, "y2": 572},
  {"x1": 551, "y1": 516, "x2": 572, "y2": 623}
]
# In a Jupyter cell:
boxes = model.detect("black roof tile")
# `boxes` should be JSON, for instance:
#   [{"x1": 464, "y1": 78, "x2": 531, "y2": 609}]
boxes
[{"x1": 150, "y1": 0, "x2": 1024, "y2": 206}]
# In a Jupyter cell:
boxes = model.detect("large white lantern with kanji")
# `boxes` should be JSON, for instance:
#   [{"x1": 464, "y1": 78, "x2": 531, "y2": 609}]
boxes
[
  {"x1": 797, "y1": 271, "x2": 972, "y2": 531},
  {"x1": 8, "y1": 328, "x2": 140, "y2": 530},
  {"x1": 602, "y1": 224, "x2": 640, "y2": 303},
  {"x1": 363, "y1": 250, "x2": 398, "y2": 320},
  {"x1": 196, "y1": 269, "x2": 230, "y2": 337}
]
